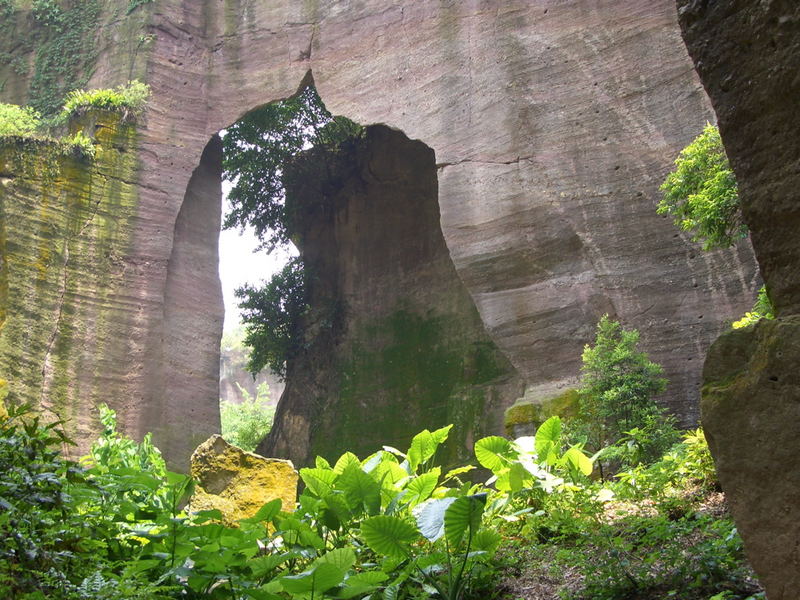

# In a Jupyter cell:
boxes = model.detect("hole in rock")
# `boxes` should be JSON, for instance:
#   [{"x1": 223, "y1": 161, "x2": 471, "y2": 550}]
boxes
[{"x1": 188, "y1": 77, "x2": 521, "y2": 468}]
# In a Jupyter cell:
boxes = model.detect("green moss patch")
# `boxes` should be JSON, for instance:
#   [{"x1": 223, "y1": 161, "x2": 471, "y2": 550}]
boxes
[{"x1": 308, "y1": 307, "x2": 512, "y2": 467}]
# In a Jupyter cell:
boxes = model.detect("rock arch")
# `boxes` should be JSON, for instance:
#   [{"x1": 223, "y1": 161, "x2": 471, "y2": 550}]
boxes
[{"x1": 1, "y1": 1, "x2": 758, "y2": 469}]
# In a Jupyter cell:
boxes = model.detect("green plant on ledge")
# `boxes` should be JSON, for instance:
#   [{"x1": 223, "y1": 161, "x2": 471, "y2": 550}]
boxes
[
  {"x1": 60, "y1": 80, "x2": 151, "y2": 121},
  {"x1": 0, "y1": 103, "x2": 41, "y2": 137}
]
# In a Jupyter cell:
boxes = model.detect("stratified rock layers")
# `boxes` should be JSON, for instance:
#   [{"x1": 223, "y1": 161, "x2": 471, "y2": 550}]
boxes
[
  {"x1": 1, "y1": 1, "x2": 758, "y2": 467},
  {"x1": 678, "y1": 2, "x2": 800, "y2": 597},
  {"x1": 0, "y1": 112, "x2": 156, "y2": 454}
]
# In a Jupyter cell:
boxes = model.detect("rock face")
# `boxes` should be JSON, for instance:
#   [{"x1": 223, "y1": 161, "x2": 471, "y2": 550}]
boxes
[
  {"x1": 702, "y1": 320, "x2": 800, "y2": 597},
  {"x1": 259, "y1": 125, "x2": 523, "y2": 467},
  {"x1": 189, "y1": 435, "x2": 297, "y2": 525},
  {"x1": 0, "y1": 111, "x2": 156, "y2": 455},
  {"x1": 1, "y1": 1, "x2": 759, "y2": 468},
  {"x1": 677, "y1": 2, "x2": 800, "y2": 597}
]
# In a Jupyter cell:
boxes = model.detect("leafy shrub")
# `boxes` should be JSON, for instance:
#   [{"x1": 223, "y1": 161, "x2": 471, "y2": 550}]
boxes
[
  {"x1": 237, "y1": 256, "x2": 307, "y2": 378},
  {"x1": 732, "y1": 284, "x2": 775, "y2": 328},
  {"x1": 0, "y1": 102, "x2": 95, "y2": 159},
  {"x1": 658, "y1": 123, "x2": 744, "y2": 250},
  {"x1": 0, "y1": 404, "x2": 171, "y2": 599},
  {"x1": 0, "y1": 103, "x2": 41, "y2": 136},
  {"x1": 220, "y1": 383, "x2": 275, "y2": 451},
  {"x1": 61, "y1": 80, "x2": 150, "y2": 120},
  {"x1": 500, "y1": 427, "x2": 762, "y2": 600},
  {"x1": 574, "y1": 315, "x2": 677, "y2": 476}
]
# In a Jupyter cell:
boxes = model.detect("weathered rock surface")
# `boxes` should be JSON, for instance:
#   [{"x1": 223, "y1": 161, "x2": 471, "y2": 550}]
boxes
[
  {"x1": 702, "y1": 319, "x2": 800, "y2": 598},
  {"x1": 260, "y1": 125, "x2": 523, "y2": 467},
  {"x1": 1, "y1": 1, "x2": 759, "y2": 467},
  {"x1": 678, "y1": 2, "x2": 800, "y2": 597},
  {"x1": 504, "y1": 388, "x2": 580, "y2": 439},
  {"x1": 0, "y1": 111, "x2": 170, "y2": 456},
  {"x1": 189, "y1": 434, "x2": 297, "y2": 525}
]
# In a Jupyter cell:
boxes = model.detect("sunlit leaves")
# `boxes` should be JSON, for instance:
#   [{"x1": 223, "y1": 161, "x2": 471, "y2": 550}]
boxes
[
  {"x1": 658, "y1": 123, "x2": 744, "y2": 250},
  {"x1": 360, "y1": 515, "x2": 418, "y2": 560}
]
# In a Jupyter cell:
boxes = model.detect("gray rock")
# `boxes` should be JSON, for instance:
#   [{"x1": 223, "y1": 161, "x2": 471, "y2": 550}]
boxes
[{"x1": 679, "y1": 1, "x2": 800, "y2": 596}]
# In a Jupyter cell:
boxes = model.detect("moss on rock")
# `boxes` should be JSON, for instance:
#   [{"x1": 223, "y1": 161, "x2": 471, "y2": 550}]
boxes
[
  {"x1": 0, "y1": 108, "x2": 140, "y2": 441},
  {"x1": 504, "y1": 388, "x2": 580, "y2": 438},
  {"x1": 189, "y1": 435, "x2": 298, "y2": 526}
]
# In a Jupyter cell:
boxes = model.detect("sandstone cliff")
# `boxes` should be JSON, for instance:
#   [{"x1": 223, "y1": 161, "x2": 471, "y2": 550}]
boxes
[{"x1": 0, "y1": 1, "x2": 758, "y2": 468}]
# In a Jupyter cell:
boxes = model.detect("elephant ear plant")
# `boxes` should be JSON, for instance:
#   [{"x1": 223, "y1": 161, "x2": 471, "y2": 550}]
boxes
[{"x1": 284, "y1": 425, "x2": 501, "y2": 600}]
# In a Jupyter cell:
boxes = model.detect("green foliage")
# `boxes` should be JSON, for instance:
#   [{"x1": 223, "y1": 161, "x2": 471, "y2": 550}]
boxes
[
  {"x1": 28, "y1": 0, "x2": 102, "y2": 117},
  {"x1": 0, "y1": 404, "x2": 174, "y2": 599},
  {"x1": 0, "y1": 81, "x2": 150, "y2": 158},
  {"x1": 127, "y1": 0, "x2": 154, "y2": 14},
  {"x1": 223, "y1": 85, "x2": 362, "y2": 378},
  {"x1": 660, "y1": 125, "x2": 774, "y2": 328},
  {"x1": 220, "y1": 383, "x2": 275, "y2": 451},
  {"x1": 575, "y1": 315, "x2": 676, "y2": 475},
  {"x1": 0, "y1": 401, "x2": 759, "y2": 599},
  {"x1": 732, "y1": 284, "x2": 775, "y2": 329},
  {"x1": 237, "y1": 256, "x2": 307, "y2": 378},
  {"x1": 658, "y1": 123, "x2": 745, "y2": 250},
  {"x1": 0, "y1": 103, "x2": 41, "y2": 136},
  {"x1": 61, "y1": 80, "x2": 151, "y2": 120},
  {"x1": 222, "y1": 84, "x2": 363, "y2": 251},
  {"x1": 556, "y1": 430, "x2": 760, "y2": 599},
  {"x1": 499, "y1": 428, "x2": 761, "y2": 600}
]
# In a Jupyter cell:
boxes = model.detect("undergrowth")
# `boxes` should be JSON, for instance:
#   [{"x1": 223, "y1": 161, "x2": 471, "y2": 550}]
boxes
[{"x1": 0, "y1": 400, "x2": 763, "y2": 600}]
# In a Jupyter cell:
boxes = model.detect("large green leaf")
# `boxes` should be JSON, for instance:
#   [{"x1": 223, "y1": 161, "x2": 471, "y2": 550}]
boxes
[
  {"x1": 338, "y1": 571, "x2": 388, "y2": 599},
  {"x1": 360, "y1": 515, "x2": 418, "y2": 560},
  {"x1": 407, "y1": 430, "x2": 435, "y2": 473},
  {"x1": 337, "y1": 464, "x2": 381, "y2": 515},
  {"x1": 404, "y1": 468, "x2": 440, "y2": 507},
  {"x1": 561, "y1": 445, "x2": 593, "y2": 476},
  {"x1": 506, "y1": 461, "x2": 532, "y2": 492},
  {"x1": 472, "y1": 528, "x2": 502, "y2": 555},
  {"x1": 239, "y1": 498, "x2": 282, "y2": 525},
  {"x1": 280, "y1": 562, "x2": 344, "y2": 594},
  {"x1": 414, "y1": 497, "x2": 457, "y2": 541},
  {"x1": 276, "y1": 516, "x2": 325, "y2": 549},
  {"x1": 334, "y1": 451, "x2": 362, "y2": 474},
  {"x1": 474, "y1": 436, "x2": 513, "y2": 472},
  {"x1": 300, "y1": 467, "x2": 338, "y2": 498},
  {"x1": 430, "y1": 424, "x2": 453, "y2": 444},
  {"x1": 407, "y1": 425, "x2": 451, "y2": 472},
  {"x1": 322, "y1": 492, "x2": 352, "y2": 526},
  {"x1": 249, "y1": 553, "x2": 292, "y2": 578},
  {"x1": 444, "y1": 493, "x2": 486, "y2": 548},
  {"x1": 535, "y1": 416, "x2": 562, "y2": 465},
  {"x1": 312, "y1": 547, "x2": 356, "y2": 573}
]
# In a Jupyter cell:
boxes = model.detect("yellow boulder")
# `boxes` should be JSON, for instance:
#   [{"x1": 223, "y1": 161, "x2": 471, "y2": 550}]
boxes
[{"x1": 189, "y1": 435, "x2": 297, "y2": 525}]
